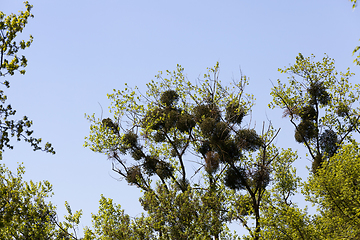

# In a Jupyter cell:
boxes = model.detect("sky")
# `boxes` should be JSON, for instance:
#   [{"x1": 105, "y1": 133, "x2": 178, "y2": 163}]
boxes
[{"x1": 1, "y1": 0, "x2": 360, "y2": 237}]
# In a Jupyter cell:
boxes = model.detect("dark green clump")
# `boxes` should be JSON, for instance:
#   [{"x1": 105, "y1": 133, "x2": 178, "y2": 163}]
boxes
[
  {"x1": 119, "y1": 131, "x2": 141, "y2": 154},
  {"x1": 123, "y1": 131, "x2": 139, "y2": 148},
  {"x1": 177, "y1": 178, "x2": 190, "y2": 191},
  {"x1": 126, "y1": 166, "x2": 142, "y2": 185},
  {"x1": 176, "y1": 113, "x2": 195, "y2": 133},
  {"x1": 143, "y1": 156, "x2": 158, "y2": 176},
  {"x1": 199, "y1": 117, "x2": 217, "y2": 137},
  {"x1": 319, "y1": 129, "x2": 338, "y2": 157},
  {"x1": 205, "y1": 151, "x2": 220, "y2": 174},
  {"x1": 200, "y1": 118, "x2": 230, "y2": 141},
  {"x1": 193, "y1": 104, "x2": 221, "y2": 122},
  {"x1": 156, "y1": 161, "x2": 173, "y2": 179},
  {"x1": 308, "y1": 81, "x2": 330, "y2": 105},
  {"x1": 144, "y1": 107, "x2": 195, "y2": 139},
  {"x1": 312, "y1": 154, "x2": 324, "y2": 173},
  {"x1": 131, "y1": 148, "x2": 145, "y2": 161},
  {"x1": 102, "y1": 118, "x2": 119, "y2": 134},
  {"x1": 336, "y1": 104, "x2": 350, "y2": 117},
  {"x1": 216, "y1": 139, "x2": 241, "y2": 164},
  {"x1": 300, "y1": 105, "x2": 316, "y2": 121},
  {"x1": 213, "y1": 122, "x2": 230, "y2": 141},
  {"x1": 160, "y1": 90, "x2": 179, "y2": 107},
  {"x1": 153, "y1": 132, "x2": 166, "y2": 143},
  {"x1": 198, "y1": 141, "x2": 211, "y2": 156},
  {"x1": 235, "y1": 129, "x2": 263, "y2": 151},
  {"x1": 164, "y1": 109, "x2": 180, "y2": 130},
  {"x1": 294, "y1": 120, "x2": 318, "y2": 143},
  {"x1": 252, "y1": 166, "x2": 270, "y2": 189},
  {"x1": 226, "y1": 102, "x2": 245, "y2": 124},
  {"x1": 224, "y1": 166, "x2": 247, "y2": 190}
]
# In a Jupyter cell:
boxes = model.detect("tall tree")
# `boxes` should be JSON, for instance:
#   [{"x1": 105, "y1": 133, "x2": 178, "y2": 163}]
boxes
[
  {"x1": 85, "y1": 63, "x2": 305, "y2": 239},
  {"x1": 85, "y1": 63, "x2": 251, "y2": 238},
  {"x1": 303, "y1": 143, "x2": 360, "y2": 239},
  {"x1": 0, "y1": 1, "x2": 55, "y2": 159},
  {"x1": 270, "y1": 53, "x2": 360, "y2": 172},
  {"x1": 267, "y1": 53, "x2": 360, "y2": 238}
]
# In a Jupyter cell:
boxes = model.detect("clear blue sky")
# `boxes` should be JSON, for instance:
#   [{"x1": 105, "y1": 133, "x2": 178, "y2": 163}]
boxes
[{"x1": 2, "y1": 0, "x2": 360, "y2": 236}]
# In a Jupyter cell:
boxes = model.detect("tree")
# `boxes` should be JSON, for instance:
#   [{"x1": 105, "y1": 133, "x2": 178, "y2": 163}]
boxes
[
  {"x1": 0, "y1": 163, "x2": 85, "y2": 240},
  {"x1": 262, "y1": 143, "x2": 360, "y2": 239},
  {"x1": 269, "y1": 53, "x2": 360, "y2": 173},
  {"x1": 266, "y1": 53, "x2": 360, "y2": 238},
  {"x1": 85, "y1": 62, "x2": 310, "y2": 239},
  {"x1": 0, "y1": 163, "x2": 56, "y2": 239},
  {"x1": 85, "y1": 63, "x2": 250, "y2": 238},
  {"x1": 53, "y1": 201, "x2": 83, "y2": 240},
  {"x1": 0, "y1": 1, "x2": 55, "y2": 159},
  {"x1": 259, "y1": 148, "x2": 318, "y2": 239},
  {"x1": 302, "y1": 143, "x2": 360, "y2": 239},
  {"x1": 83, "y1": 195, "x2": 154, "y2": 240},
  {"x1": 83, "y1": 192, "x2": 244, "y2": 240}
]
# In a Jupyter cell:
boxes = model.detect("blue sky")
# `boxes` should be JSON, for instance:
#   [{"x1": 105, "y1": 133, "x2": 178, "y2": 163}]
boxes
[{"x1": 2, "y1": 0, "x2": 360, "y2": 236}]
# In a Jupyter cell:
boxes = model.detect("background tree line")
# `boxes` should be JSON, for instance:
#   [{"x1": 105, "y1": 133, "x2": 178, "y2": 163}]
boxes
[{"x1": 1, "y1": 1, "x2": 360, "y2": 239}]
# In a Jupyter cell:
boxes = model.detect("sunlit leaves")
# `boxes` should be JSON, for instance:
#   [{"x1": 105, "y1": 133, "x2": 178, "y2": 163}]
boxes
[
  {"x1": 85, "y1": 63, "x2": 262, "y2": 238},
  {"x1": 0, "y1": 1, "x2": 33, "y2": 78},
  {"x1": 350, "y1": 0, "x2": 358, "y2": 9},
  {"x1": 0, "y1": 163, "x2": 56, "y2": 239},
  {"x1": 0, "y1": 2, "x2": 55, "y2": 156},
  {"x1": 270, "y1": 53, "x2": 360, "y2": 172},
  {"x1": 84, "y1": 195, "x2": 154, "y2": 240},
  {"x1": 303, "y1": 144, "x2": 360, "y2": 239}
]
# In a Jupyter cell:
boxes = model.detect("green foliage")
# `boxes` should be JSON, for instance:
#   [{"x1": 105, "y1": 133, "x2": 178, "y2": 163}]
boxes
[
  {"x1": 140, "y1": 183, "x2": 226, "y2": 239},
  {"x1": 0, "y1": 163, "x2": 56, "y2": 239},
  {"x1": 350, "y1": 0, "x2": 358, "y2": 9},
  {"x1": 83, "y1": 195, "x2": 154, "y2": 239},
  {"x1": 0, "y1": 163, "x2": 86, "y2": 240},
  {"x1": 0, "y1": 1, "x2": 33, "y2": 79},
  {"x1": 303, "y1": 143, "x2": 360, "y2": 239},
  {"x1": 84, "y1": 192, "x2": 240, "y2": 240},
  {"x1": 54, "y1": 202, "x2": 83, "y2": 240},
  {"x1": 354, "y1": 42, "x2": 360, "y2": 66},
  {"x1": 85, "y1": 63, "x2": 257, "y2": 193},
  {"x1": 86, "y1": 63, "x2": 286, "y2": 238},
  {"x1": 6, "y1": 1, "x2": 360, "y2": 239},
  {"x1": 259, "y1": 148, "x2": 319, "y2": 239},
  {"x1": 0, "y1": 2, "x2": 55, "y2": 157},
  {"x1": 85, "y1": 44, "x2": 360, "y2": 240},
  {"x1": 85, "y1": 62, "x2": 312, "y2": 239},
  {"x1": 270, "y1": 53, "x2": 360, "y2": 172},
  {"x1": 348, "y1": 0, "x2": 359, "y2": 65}
]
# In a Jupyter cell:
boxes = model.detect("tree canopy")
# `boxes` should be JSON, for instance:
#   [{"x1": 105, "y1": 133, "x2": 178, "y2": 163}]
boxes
[
  {"x1": 85, "y1": 53, "x2": 360, "y2": 239},
  {"x1": 0, "y1": 1, "x2": 54, "y2": 159},
  {"x1": 1, "y1": 1, "x2": 360, "y2": 240}
]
